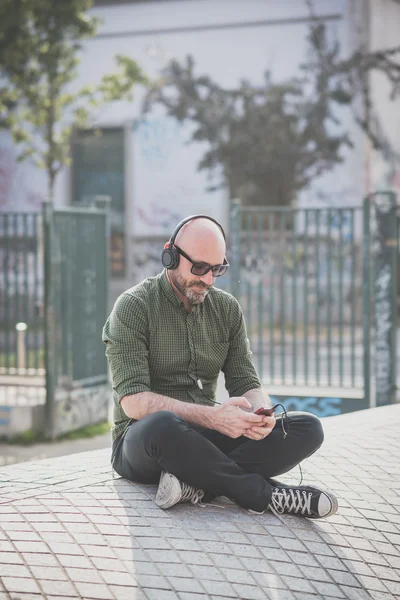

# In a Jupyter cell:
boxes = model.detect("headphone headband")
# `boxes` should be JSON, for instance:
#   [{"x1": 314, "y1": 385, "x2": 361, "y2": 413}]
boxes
[{"x1": 169, "y1": 214, "x2": 226, "y2": 244}]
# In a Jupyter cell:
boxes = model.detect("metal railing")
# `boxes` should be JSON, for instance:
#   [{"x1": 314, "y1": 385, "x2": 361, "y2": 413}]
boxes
[
  {"x1": 230, "y1": 203, "x2": 364, "y2": 392},
  {"x1": 0, "y1": 213, "x2": 44, "y2": 374}
]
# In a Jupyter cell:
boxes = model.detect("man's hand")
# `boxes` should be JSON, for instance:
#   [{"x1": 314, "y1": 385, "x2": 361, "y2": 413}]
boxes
[
  {"x1": 211, "y1": 397, "x2": 271, "y2": 438},
  {"x1": 243, "y1": 414, "x2": 276, "y2": 441}
]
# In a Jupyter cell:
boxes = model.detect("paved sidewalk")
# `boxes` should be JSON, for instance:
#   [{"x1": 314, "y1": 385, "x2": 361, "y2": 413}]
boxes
[
  {"x1": 0, "y1": 405, "x2": 399, "y2": 600},
  {"x1": 0, "y1": 432, "x2": 111, "y2": 467}
]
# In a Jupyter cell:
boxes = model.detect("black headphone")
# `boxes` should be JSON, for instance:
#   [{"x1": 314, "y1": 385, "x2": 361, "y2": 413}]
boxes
[{"x1": 161, "y1": 214, "x2": 226, "y2": 270}]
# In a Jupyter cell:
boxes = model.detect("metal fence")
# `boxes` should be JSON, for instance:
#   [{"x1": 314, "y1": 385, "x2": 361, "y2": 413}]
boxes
[
  {"x1": 230, "y1": 195, "x2": 398, "y2": 409},
  {"x1": 0, "y1": 213, "x2": 44, "y2": 374},
  {"x1": 230, "y1": 203, "x2": 363, "y2": 391},
  {"x1": 0, "y1": 202, "x2": 110, "y2": 438}
]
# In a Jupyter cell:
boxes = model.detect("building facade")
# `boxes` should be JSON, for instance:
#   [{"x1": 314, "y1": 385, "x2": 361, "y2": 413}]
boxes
[{"x1": 0, "y1": 0, "x2": 399, "y2": 303}]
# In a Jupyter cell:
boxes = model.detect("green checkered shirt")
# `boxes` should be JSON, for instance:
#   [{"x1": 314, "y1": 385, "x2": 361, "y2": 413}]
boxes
[{"x1": 102, "y1": 270, "x2": 261, "y2": 441}]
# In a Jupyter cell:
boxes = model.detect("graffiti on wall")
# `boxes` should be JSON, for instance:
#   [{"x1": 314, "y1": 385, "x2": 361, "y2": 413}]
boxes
[
  {"x1": 271, "y1": 395, "x2": 368, "y2": 418},
  {"x1": 136, "y1": 202, "x2": 183, "y2": 232},
  {"x1": 55, "y1": 384, "x2": 110, "y2": 436},
  {"x1": 131, "y1": 237, "x2": 165, "y2": 284},
  {"x1": 133, "y1": 117, "x2": 227, "y2": 236}
]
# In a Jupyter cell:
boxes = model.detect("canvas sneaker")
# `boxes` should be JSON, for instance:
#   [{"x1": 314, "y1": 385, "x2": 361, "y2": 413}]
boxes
[
  {"x1": 250, "y1": 483, "x2": 338, "y2": 518},
  {"x1": 155, "y1": 471, "x2": 205, "y2": 510}
]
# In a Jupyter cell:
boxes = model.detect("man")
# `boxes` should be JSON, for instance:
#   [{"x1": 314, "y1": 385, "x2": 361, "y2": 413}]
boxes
[{"x1": 103, "y1": 214, "x2": 338, "y2": 517}]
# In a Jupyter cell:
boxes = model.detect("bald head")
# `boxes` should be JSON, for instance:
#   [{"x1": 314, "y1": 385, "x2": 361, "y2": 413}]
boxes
[
  {"x1": 175, "y1": 217, "x2": 226, "y2": 263},
  {"x1": 166, "y1": 216, "x2": 227, "y2": 308}
]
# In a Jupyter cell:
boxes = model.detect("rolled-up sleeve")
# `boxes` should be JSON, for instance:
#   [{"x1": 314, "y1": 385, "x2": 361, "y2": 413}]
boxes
[
  {"x1": 222, "y1": 298, "x2": 261, "y2": 397},
  {"x1": 102, "y1": 292, "x2": 151, "y2": 402}
]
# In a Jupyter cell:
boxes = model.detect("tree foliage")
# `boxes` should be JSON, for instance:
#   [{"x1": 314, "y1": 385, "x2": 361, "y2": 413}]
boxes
[
  {"x1": 0, "y1": 0, "x2": 147, "y2": 200},
  {"x1": 144, "y1": 22, "x2": 400, "y2": 207}
]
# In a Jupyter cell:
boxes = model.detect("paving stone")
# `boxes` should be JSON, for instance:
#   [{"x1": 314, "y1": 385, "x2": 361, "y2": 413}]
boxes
[
  {"x1": 56, "y1": 554, "x2": 94, "y2": 569},
  {"x1": 298, "y1": 564, "x2": 334, "y2": 582},
  {"x1": 64, "y1": 567, "x2": 104, "y2": 584},
  {"x1": 355, "y1": 575, "x2": 390, "y2": 592},
  {"x1": 1, "y1": 577, "x2": 42, "y2": 594},
  {"x1": 201, "y1": 579, "x2": 236, "y2": 596},
  {"x1": 312, "y1": 581, "x2": 347, "y2": 597},
  {"x1": 39, "y1": 579, "x2": 79, "y2": 596},
  {"x1": 259, "y1": 547, "x2": 290, "y2": 562},
  {"x1": 231, "y1": 583, "x2": 268, "y2": 599},
  {"x1": 145, "y1": 590, "x2": 182, "y2": 600},
  {"x1": 168, "y1": 538, "x2": 199, "y2": 551},
  {"x1": 179, "y1": 594, "x2": 209, "y2": 600},
  {"x1": 229, "y1": 543, "x2": 263, "y2": 558},
  {"x1": 177, "y1": 550, "x2": 214, "y2": 566},
  {"x1": 157, "y1": 562, "x2": 192, "y2": 578},
  {"x1": 328, "y1": 569, "x2": 361, "y2": 587},
  {"x1": 190, "y1": 564, "x2": 226, "y2": 581},
  {"x1": 219, "y1": 567, "x2": 257, "y2": 585},
  {"x1": 338, "y1": 587, "x2": 373, "y2": 600},
  {"x1": 266, "y1": 591, "x2": 296, "y2": 600},
  {"x1": 168, "y1": 576, "x2": 205, "y2": 593},
  {"x1": 4, "y1": 595, "x2": 45, "y2": 600},
  {"x1": 385, "y1": 581, "x2": 400, "y2": 595},
  {"x1": 29, "y1": 565, "x2": 69, "y2": 581},
  {"x1": 272, "y1": 561, "x2": 303, "y2": 578},
  {"x1": 280, "y1": 575, "x2": 316, "y2": 593},
  {"x1": 137, "y1": 575, "x2": 172, "y2": 590}
]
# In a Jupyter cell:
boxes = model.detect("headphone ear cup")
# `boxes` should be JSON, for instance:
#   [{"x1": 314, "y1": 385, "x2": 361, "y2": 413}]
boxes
[{"x1": 161, "y1": 244, "x2": 180, "y2": 270}]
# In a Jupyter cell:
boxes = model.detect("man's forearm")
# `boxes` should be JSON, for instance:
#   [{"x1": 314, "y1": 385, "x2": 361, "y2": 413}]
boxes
[
  {"x1": 243, "y1": 387, "x2": 272, "y2": 411},
  {"x1": 121, "y1": 391, "x2": 216, "y2": 429}
]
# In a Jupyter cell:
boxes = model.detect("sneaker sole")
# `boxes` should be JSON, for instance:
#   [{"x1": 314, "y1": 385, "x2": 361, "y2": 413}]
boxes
[{"x1": 155, "y1": 472, "x2": 182, "y2": 510}]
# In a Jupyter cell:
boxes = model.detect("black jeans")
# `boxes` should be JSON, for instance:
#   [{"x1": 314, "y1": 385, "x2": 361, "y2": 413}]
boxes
[{"x1": 111, "y1": 410, "x2": 324, "y2": 513}]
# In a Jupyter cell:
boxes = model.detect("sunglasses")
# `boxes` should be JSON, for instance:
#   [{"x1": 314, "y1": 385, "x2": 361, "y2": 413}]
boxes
[{"x1": 175, "y1": 245, "x2": 229, "y2": 277}]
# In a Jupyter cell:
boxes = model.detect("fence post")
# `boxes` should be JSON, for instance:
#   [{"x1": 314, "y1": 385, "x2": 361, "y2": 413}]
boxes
[
  {"x1": 362, "y1": 196, "x2": 371, "y2": 408},
  {"x1": 373, "y1": 192, "x2": 397, "y2": 406},
  {"x1": 230, "y1": 199, "x2": 241, "y2": 300},
  {"x1": 43, "y1": 201, "x2": 56, "y2": 439}
]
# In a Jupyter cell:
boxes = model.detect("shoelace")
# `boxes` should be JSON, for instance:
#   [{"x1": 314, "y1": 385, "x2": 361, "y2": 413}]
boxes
[
  {"x1": 269, "y1": 487, "x2": 312, "y2": 516},
  {"x1": 180, "y1": 482, "x2": 205, "y2": 505}
]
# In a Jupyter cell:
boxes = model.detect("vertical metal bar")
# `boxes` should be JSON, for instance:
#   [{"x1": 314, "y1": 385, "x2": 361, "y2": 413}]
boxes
[
  {"x1": 390, "y1": 201, "x2": 398, "y2": 402},
  {"x1": 280, "y1": 210, "x2": 286, "y2": 383},
  {"x1": 246, "y1": 211, "x2": 252, "y2": 341},
  {"x1": 292, "y1": 209, "x2": 297, "y2": 384},
  {"x1": 315, "y1": 210, "x2": 321, "y2": 386},
  {"x1": 34, "y1": 214, "x2": 40, "y2": 371},
  {"x1": 338, "y1": 210, "x2": 344, "y2": 387},
  {"x1": 43, "y1": 202, "x2": 56, "y2": 439},
  {"x1": 0, "y1": 216, "x2": 3, "y2": 370},
  {"x1": 303, "y1": 210, "x2": 309, "y2": 384},
  {"x1": 327, "y1": 208, "x2": 333, "y2": 386},
  {"x1": 23, "y1": 214, "x2": 29, "y2": 370},
  {"x1": 60, "y1": 215, "x2": 69, "y2": 378},
  {"x1": 257, "y1": 211, "x2": 263, "y2": 379},
  {"x1": 269, "y1": 211, "x2": 275, "y2": 381},
  {"x1": 362, "y1": 196, "x2": 371, "y2": 408},
  {"x1": 230, "y1": 199, "x2": 241, "y2": 301},
  {"x1": 4, "y1": 215, "x2": 10, "y2": 370},
  {"x1": 350, "y1": 209, "x2": 356, "y2": 387},
  {"x1": 13, "y1": 214, "x2": 19, "y2": 368}
]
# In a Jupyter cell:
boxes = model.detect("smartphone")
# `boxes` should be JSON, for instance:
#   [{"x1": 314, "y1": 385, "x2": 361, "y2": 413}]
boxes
[{"x1": 254, "y1": 403, "x2": 280, "y2": 416}]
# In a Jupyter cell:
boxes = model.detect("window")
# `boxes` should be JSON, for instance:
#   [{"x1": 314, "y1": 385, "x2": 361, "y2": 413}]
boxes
[{"x1": 71, "y1": 128, "x2": 126, "y2": 278}]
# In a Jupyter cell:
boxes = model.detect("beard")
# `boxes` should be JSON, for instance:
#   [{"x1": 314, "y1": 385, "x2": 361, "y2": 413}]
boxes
[{"x1": 171, "y1": 270, "x2": 211, "y2": 305}]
